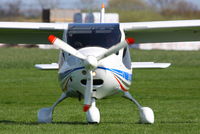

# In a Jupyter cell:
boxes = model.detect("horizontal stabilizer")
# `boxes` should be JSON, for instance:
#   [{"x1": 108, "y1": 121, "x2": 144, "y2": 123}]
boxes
[
  {"x1": 35, "y1": 62, "x2": 171, "y2": 70},
  {"x1": 131, "y1": 62, "x2": 171, "y2": 69},
  {"x1": 35, "y1": 63, "x2": 59, "y2": 70}
]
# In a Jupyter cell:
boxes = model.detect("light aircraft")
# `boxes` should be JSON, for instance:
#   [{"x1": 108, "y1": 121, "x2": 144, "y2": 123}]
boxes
[{"x1": 0, "y1": 3, "x2": 200, "y2": 124}]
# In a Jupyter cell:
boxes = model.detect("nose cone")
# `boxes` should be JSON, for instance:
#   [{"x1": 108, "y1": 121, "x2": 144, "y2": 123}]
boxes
[{"x1": 84, "y1": 56, "x2": 98, "y2": 70}]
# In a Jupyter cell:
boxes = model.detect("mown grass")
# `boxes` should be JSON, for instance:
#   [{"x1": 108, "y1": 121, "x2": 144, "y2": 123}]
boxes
[{"x1": 0, "y1": 48, "x2": 199, "y2": 134}]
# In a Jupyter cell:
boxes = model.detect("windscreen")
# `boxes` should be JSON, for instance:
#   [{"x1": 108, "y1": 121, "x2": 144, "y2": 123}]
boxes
[{"x1": 67, "y1": 24, "x2": 121, "y2": 49}]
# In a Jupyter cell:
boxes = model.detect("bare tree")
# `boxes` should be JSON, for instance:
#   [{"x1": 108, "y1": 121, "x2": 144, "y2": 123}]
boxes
[
  {"x1": 38, "y1": 0, "x2": 59, "y2": 9},
  {"x1": 5, "y1": 0, "x2": 22, "y2": 16},
  {"x1": 148, "y1": 0, "x2": 199, "y2": 16},
  {"x1": 148, "y1": 0, "x2": 177, "y2": 11},
  {"x1": 175, "y1": 1, "x2": 199, "y2": 16},
  {"x1": 0, "y1": 5, "x2": 6, "y2": 17},
  {"x1": 79, "y1": 0, "x2": 99, "y2": 10},
  {"x1": 109, "y1": 0, "x2": 147, "y2": 10}
]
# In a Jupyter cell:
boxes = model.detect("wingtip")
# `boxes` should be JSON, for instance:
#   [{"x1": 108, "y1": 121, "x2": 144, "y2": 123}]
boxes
[
  {"x1": 48, "y1": 35, "x2": 56, "y2": 44},
  {"x1": 126, "y1": 38, "x2": 135, "y2": 45}
]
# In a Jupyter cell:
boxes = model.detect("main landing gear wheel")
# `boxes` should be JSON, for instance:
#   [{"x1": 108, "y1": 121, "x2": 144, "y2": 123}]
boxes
[
  {"x1": 124, "y1": 92, "x2": 154, "y2": 124},
  {"x1": 38, "y1": 93, "x2": 68, "y2": 123}
]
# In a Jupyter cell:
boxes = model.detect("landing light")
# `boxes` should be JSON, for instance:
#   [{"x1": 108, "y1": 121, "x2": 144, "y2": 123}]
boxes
[{"x1": 92, "y1": 72, "x2": 96, "y2": 76}]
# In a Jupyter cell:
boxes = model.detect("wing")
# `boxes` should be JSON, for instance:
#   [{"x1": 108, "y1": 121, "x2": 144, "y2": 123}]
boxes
[
  {"x1": 0, "y1": 22, "x2": 68, "y2": 44},
  {"x1": 2, "y1": 20, "x2": 200, "y2": 44},
  {"x1": 120, "y1": 20, "x2": 200, "y2": 43},
  {"x1": 35, "y1": 63, "x2": 59, "y2": 70},
  {"x1": 131, "y1": 62, "x2": 171, "y2": 69}
]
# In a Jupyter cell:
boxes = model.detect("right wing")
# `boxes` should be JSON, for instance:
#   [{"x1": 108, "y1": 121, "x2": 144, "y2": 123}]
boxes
[
  {"x1": 121, "y1": 20, "x2": 200, "y2": 43},
  {"x1": 0, "y1": 22, "x2": 68, "y2": 44}
]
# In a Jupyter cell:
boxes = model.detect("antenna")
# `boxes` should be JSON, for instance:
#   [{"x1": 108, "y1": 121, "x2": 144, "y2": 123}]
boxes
[{"x1": 100, "y1": 3, "x2": 105, "y2": 23}]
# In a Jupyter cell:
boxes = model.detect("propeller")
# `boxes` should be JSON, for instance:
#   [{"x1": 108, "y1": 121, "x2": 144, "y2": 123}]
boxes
[
  {"x1": 48, "y1": 35, "x2": 86, "y2": 60},
  {"x1": 48, "y1": 35, "x2": 134, "y2": 112},
  {"x1": 83, "y1": 71, "x2": 93, "y2": 112},
  {"x1": 97, "y1": 38, "x2": 135, "y2": 61}
]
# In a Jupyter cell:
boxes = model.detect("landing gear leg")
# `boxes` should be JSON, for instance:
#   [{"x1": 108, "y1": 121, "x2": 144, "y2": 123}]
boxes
[
  {"x1": 123, "y1": 92, "x2": 154, "y2": 124},
  {"x1": 38, "y1": 92, "x2": 68, "y2": 123},
  {"x1": 86, "y1": 98, "x2": 100, "y2": 124}
]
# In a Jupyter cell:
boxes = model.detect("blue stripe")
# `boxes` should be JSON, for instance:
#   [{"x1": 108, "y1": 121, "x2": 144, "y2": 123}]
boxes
[
  {"x1": 97, "y1": 67, "x2": 132, "y2": 81},
  {"x1": 59, "y1": 67, "x2": 84, "y2": 80},
  {"x1": 59, "y1": 66, "x2": 132, "y2": 82}
]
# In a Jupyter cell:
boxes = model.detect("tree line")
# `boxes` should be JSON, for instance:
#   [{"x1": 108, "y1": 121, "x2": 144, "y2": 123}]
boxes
[
  {"x1": 109, "y1": 0, "x2": 200, "y2": 21},
  {"x1": 0, "y1": 0, "x2": 199, "y2": 21}
]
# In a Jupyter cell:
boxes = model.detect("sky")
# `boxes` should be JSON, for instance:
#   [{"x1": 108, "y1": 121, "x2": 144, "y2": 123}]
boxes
[
  {"x1": 1, "y1": 0, "x2": 200, "y2": 9},
  {"x1": 184, "y1": 0, "x2": 199, "y2": 5}
]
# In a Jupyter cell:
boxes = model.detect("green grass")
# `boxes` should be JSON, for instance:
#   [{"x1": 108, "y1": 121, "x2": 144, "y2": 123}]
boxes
[{"x1": 0, "y1": 48, "x2": 200, "y2": 134}]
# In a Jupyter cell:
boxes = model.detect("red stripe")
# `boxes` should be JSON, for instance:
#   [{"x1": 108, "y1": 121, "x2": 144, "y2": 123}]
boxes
[{"x1": 114, "y1": 76, "x2": 128, "y2": 92}]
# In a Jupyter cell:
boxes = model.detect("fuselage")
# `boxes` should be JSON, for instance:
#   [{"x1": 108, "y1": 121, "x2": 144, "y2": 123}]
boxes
[{"x1": 58, "y1": 23, "x2": 133, "y2": 99}]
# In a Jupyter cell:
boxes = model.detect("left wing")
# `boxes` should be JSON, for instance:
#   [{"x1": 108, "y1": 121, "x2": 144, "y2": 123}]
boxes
[
  {"x1": 121, "y1": 20, "x2": 200, "y2": 43},
  {"x1": 0, "y1": 22, "x2": 68, "y2": 44}
]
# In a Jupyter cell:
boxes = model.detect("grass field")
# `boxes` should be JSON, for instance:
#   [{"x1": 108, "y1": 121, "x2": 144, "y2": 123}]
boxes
[{"x1": 0, "y1": 48, "x2": 199, "y2": 134}]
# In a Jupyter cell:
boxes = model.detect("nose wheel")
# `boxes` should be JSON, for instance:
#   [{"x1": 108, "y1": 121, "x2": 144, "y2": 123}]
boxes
[{"x1": 86, "y1": 98, "x2": 100, "y2": 124}]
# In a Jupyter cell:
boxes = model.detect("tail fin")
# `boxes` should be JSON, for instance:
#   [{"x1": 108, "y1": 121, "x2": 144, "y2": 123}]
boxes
[{"x1": 100, "y1": 3, "x2": 105, "y2": 23}]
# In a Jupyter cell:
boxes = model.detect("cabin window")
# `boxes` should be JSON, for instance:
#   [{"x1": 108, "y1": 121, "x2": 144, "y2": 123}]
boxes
[{"x1": 67, "y1": 24, "x2": 121, "y2": 49}]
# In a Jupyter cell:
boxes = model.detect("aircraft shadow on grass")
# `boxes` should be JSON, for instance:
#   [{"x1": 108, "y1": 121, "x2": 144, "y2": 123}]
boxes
[
  {"x1": 0, "y1": 120, "x2": 143, "y2": 125},
  {"x1": 0, "y1": 120, "x2": 198, "y2": 125},
  {"x1": 0, "y1": 120, "x2": 87, "y2": 125}
]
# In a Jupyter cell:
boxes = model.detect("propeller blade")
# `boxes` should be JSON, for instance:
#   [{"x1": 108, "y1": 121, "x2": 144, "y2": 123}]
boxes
[
  {"x1": 83, "y1": 71, "x2": 93, "y2": 112},
  {"x1": 97, "y1": 38, "x2": 134, "y2": 61},
  {"x1": 48, "y1": 35, "x2": 86, "y2": 60}
]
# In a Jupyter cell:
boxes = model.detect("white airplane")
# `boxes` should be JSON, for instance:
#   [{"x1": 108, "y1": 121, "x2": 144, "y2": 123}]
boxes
[{"x1": 0, "y1": 3, "x2": 200, "y2": 124}]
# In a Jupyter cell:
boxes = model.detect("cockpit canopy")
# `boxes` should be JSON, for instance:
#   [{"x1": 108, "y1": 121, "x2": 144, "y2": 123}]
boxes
[{"x1": 67, "y1": 23, "x2": 121, "y2": 49}]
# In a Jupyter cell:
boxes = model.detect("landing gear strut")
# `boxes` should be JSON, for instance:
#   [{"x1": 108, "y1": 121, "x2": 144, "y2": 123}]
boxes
[{"x1": 123, "y1": 92, "x2": 154, "y2": 124}]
